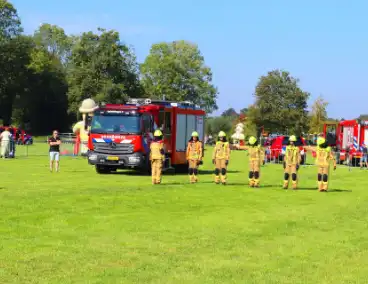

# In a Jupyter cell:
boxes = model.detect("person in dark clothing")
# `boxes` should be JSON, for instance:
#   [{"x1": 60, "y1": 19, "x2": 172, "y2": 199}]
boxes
[
  {"x1": 361, "y1": 144, "x2": 368, "y2": 169},
  {"x1": 48, "y1": 130, "x2": 61, "y2": 172}
]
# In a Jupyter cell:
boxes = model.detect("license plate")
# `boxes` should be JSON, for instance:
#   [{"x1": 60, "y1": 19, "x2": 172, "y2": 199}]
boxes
[{"x1": 107, "y1": 156, "x2": 119, "y2": 161}]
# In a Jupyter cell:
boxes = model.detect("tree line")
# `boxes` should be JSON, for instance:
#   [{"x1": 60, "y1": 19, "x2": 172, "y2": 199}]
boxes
[
  {"x1": 0, "y1": 0, "x2": 217, "y2": 134},
  {"x1": 1, "y1": 0, "x2": 331, "y2": 137},
  {"x1": 206, "y1": 72, "x2": 331, "y2": 139}
]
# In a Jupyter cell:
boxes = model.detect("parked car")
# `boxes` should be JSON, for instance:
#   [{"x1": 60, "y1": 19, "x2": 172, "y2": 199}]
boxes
[{"x1": 266, "y1": 135, "x2": 307, "y2": 164}]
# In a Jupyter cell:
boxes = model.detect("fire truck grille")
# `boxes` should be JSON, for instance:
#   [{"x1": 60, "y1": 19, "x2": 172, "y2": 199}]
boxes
[{"x1": 93, "y1": 142, "x2": 134, "y2": 155}]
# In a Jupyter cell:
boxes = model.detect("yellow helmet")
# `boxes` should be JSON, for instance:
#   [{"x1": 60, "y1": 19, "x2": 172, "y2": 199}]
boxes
[
  {"x1": 191, "y1": 131, "x2": 199, "y2": 137},
  {"x1": 317, "y1": 137, "x2": 326, "y2": 146},
  {"x1": 248, "y1": 136, "x2": 257, "y2": 145},
  {"x1": 154, "y1": 129, "x2": 163, "y2": 137},
  {"x1": 218, "y1": 131, "x2": 226, "y2": 137},
  {"x1": 289, "y1": 135, "x2": 297, "y2": 142}
]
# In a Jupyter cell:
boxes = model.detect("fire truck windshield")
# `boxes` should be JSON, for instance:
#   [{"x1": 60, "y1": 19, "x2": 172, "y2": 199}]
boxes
[{"x1": 90, "y1": 111, "x2": 141, "y2": 134}]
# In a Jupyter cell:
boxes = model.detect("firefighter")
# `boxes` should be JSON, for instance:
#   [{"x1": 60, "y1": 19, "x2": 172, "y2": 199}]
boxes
[
  {"x1": 283, "y1": 135, "x2": 301, "y2": 190},
  {"x1": 186, "y1": 131, "x2": 203, "y2": 183},
  {"x1": 212, "y1": 131, "x2": 230, "y2": 184},
  {"x1": 150, "y1": 129, "x2": 165, "y2": 184},
  {"x1": 315, "y1": 137, "x2": 336, "y2": 191},
  {"x1": 236, "y1": 136, "x2": 264, "y2": 187}
]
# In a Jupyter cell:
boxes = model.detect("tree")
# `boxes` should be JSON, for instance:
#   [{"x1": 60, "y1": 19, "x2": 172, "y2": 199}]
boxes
[
  {"x1": 33, "y1": 23, "x2": 72, "y2": 66},
  {"x1": 25, "y1": 46, "x2": 69, "y2": 133},
  {"x1": 243, "y1": 120, "x2": 257, "y2": 138},
  {"x1": 206, "y1": 116, "x2": 233, "y2": 137},
  {"x1": 221, "y1": 108, "x2": 237, "y2": 117},
  {"x1": 0, "y1": 35, "x2": 33, "y2": 125},
  {"x1": 0, "y1": 0, "x2": 24, "y2": 124},
  {"x1": 358, "y1": 114, "x2": 368, "y2": 121},
  {"x1": 309, "y1": 96, "x2": 328, "y2": 134},
  {"x1": 1, "y1": 33, "x2": 70, "y2": 133},
  {"x1": 67, "y1": 28, "x2": 142, "y2": 117},
  {"x1": 248, "y1": 70, "x2": 310, "y2": 135},
  {"x1": 140, "y1": 40, "x2": 218, "y2": 113},
  {"x1": 204, "y1": 117, "x2": 214, "y2": 135},
  {"x1": 0, "y1": 0, "x2": 22, "y2": 41},
  {"x1": 240, "y1": 107, "x2": 248, "y2": 115}
]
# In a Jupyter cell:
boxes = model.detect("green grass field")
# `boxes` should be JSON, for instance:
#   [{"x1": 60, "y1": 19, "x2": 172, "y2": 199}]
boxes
[{"x1": 1, "y1": 144, "x2": 368, "y2": 283}]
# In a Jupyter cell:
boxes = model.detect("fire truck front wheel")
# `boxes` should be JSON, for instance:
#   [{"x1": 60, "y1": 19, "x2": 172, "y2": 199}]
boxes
[{"x1": 95, "y1": 165, "x2": 114, "y2": 174}]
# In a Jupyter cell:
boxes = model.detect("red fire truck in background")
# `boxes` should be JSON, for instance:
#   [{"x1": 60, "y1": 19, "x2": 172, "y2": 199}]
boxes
[
  {"x1": 87, "y1": 98, "x2": 205, "y2": 174},
  {"x1": 323, "y1": 119, "x2": 368, "y2": 164}
]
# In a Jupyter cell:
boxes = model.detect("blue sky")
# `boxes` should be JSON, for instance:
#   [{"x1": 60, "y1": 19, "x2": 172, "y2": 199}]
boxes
[{"x1": 11, "y1": 0, "x2": 368, "y2": 118}]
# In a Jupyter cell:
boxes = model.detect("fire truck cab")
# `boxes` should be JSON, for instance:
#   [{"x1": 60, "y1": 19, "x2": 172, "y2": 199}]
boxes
[
  {"x1": 87, "y1": 98, "x2": 205, "y2": 174},
  {"x1": 323, "y1": 120, "x2": 368, "y2": 163}
]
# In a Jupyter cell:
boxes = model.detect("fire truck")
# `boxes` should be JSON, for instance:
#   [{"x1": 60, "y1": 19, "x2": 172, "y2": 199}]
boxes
[
  {"x1": 323, "y1": 119, "x2": 368, "y2": 163},
  {"x1": 86, "y1": 98, "x2": 206, "y2": 174}
]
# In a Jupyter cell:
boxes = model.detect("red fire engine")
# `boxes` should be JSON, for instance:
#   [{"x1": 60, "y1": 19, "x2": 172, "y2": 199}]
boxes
[
  {"x1": 323, "y1": 119, "x2": 368, "y2": 163},
  {"x1": 86, "y1": 98, "x2": 206, "y2": 174}
]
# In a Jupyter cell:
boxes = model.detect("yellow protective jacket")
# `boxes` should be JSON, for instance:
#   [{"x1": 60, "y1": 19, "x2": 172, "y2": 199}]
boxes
[
  {"x1": 284, "y1": 145, "x2": 301, "y2": 165},
  {"x1": 150, "y1": 141, "x2": 165, "y2": 161},
  {"x1": 212, "y1": 141, "x2": 230, "y2": 160},
  {"x1": 186, "y1": 140, "x2": 203, "y2": 160},
  {"x1": 315, "y1": 146, "x2": 335, "y2": 167},
  {"x1": 248, "y1": 145, "x2": 264, "y2": 162}
]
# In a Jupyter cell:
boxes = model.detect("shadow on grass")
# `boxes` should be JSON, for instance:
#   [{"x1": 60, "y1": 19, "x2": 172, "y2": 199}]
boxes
[
  {"x1": 111, "y1": 170, "x2": 241, "y2": 176},
  {"x1": 326, "y1": 189, "x2": 352, "y2": 192},
  {"x1": 297, "y1": 187, "x2": 352, "y2": 192},
  {"x1": 153, "y1": 183, "x2": 279, "y2": 187}
]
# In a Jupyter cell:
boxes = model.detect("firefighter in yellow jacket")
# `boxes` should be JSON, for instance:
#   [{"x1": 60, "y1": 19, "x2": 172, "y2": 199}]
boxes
[
  {"x1": 186, "y1": 131, "x2": 203, "y2": 183},
  {"x1": 212, "y1": 131, "x2": 230, "y2": 184},
  {"x1": 283, "y1": 135, "x2": 301, "y2": 189},
  {"x1": 150, "y1": 129, "x2": 165, "y2": 184},
  {"x1": 315, "y1": 137, "x2": 336, "y2": 191},
  {"x1": 236, "y1": 136, "x2": 264, "y2": 187}
]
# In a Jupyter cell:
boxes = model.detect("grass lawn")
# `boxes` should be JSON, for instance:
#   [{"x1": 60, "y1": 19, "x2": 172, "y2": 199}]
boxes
[{"x1": 1, "y1": 144, "x2": 368, "y2": 283}]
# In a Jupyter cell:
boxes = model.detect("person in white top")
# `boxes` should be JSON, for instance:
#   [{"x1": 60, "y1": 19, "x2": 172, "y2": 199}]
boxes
[{"x1": 0, "y1": 127, "x2": 12, "y2": 158}]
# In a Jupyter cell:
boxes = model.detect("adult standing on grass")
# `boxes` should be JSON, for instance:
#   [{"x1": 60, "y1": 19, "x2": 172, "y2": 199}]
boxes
[
  {"x1": 186, "y1": 131, "x2": 203, "y2": 183},
  {"x1": 315, "y1": 137, "x2": 336, "y2": 192},
  {"x1": 0, "y1": 127, "x2": 12, "y2": 159},
  {"x1": 212, "y1": 131, "x2": 230, "y2": 185},
  {"x1": 150, "y1": 129, "x2": 165, "y2": 184},
  {"x1": 48, "y1": 130, "x2": 61, "y2": 172},
  {"x1": 282, "y1": 135, "x2": 301, "y2": 190},
  {"x1": 360, "y1": 144, "x2": 368, "y2": 169},
  {"x1": 235, "y1": 136, "x2": 264, "y2": 187}
]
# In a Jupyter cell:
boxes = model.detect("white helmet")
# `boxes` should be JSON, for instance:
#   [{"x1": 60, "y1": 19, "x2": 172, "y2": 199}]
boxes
[{"x1": 79, "y1": 98, "x2": 98, "y2": 113}]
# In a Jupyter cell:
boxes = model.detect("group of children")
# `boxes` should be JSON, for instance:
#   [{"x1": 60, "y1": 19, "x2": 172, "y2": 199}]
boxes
[{"x1": 149, "y1": 130, "x2": 337, "y2": 192}]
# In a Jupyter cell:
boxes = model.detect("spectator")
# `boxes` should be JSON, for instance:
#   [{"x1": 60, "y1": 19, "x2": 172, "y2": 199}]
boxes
[
  {"x1": 361, "y1": 144, "x2": 368, "y2": 169},
  {"x1": 345, "y1": 143, "x2": 352, "y2": 166},
  {"x1": 0, "y1": 127, "x2": 11, "y2": 159},
  {"x1": 264, "y1": 146, "x2": 270, "y2": 164},
  {"x1": 48, "y1": 130, "x2": 61, "y2": 172}
]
